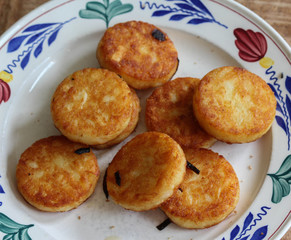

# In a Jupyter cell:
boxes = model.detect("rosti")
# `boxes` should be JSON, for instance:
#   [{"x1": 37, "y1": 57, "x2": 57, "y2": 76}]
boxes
[
  {"x1": 106, "y1": 131, "x2": 186, "y2": 211},
  {"x1": 160, "y1": 148, "x2": 240, "y2": 229},
  {"x1": 51, "y1": 68, "x2": 133, "y2": 145},
  {"x1": 146, "y1": 77, "x2": 216, "y2": 148},
  {"x1": 193, "y1": 66, "x2": 277, "y2": 143},
  {"x1": 93, "y1": 88, "x2": 141, "y2": 149},
  {"x1": 16, "y1": 135, "x2": 99, "y2": 212},
  {"x1": 97, "y1": 20, "x2": 179, "y2": 89}
]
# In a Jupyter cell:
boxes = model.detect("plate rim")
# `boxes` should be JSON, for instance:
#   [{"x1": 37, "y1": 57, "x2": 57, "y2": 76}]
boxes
[{"x1": 0, "y1": 0, "x2": 290, "y2": 239}]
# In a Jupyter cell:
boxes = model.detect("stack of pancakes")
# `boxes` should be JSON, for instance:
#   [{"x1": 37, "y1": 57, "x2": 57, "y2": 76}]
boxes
[{"x1": 16, "y1": 20, "x2": 276, "y2": 231}]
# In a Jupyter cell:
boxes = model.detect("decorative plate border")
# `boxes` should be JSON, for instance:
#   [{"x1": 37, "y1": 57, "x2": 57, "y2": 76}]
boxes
[{"x1": 0, "y1": 0, "x2": 290, "y2": 239}]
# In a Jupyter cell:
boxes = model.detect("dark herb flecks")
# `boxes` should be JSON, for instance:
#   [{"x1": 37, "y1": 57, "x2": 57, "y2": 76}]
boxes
[
  {"x1": 281, "y1": 73, "x2": 284, "y2": 79},
  {"x1": 103, "y1": 168, "x2": 109, "y2": 200},
  {"x1": 74, "y1": 147, "x2": 90, "y2": 154},
  {"x1": 115, "y1": 171, "x2": 121, "y2": 186},
  {"x1": 187, "y1": 161, "x2": 200, "y2": 175},
  {"x1": 152, "y1": 29, "x2": 166, "y2": 41},
  {"x1": 156, "y1": 218, "x2": 171, "y2": 231}
]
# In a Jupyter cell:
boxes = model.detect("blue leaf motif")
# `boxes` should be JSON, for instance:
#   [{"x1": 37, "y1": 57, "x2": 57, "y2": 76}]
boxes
[
  {"x1": 25, "y1": 30, "x2": 47, "y2": 45},
  {"x1": 152, "y1": 10, "x2": 173, "y2": 17},
  {"x1": 175, "y1": 3, "x2": 203, "y2": 13},
  {"x1": 286, "y1": 95, "x2": 291, "y2": 125},
  {"x1": 188, "y1": 18, "x2": 212, "y2": 24},
  {"x1": 286, "y1": 75, "x2": 291, "y2": 95},
  {"x1": 23, "y1": 23, "x2": 57, "y2": 32},
  {"x1": 267, "y1": 83, "x2": 279, "y2": 99},
  {"x1": 7, "y1": 35, "x2": 30, "y2": 53},
  {"x1": 242, "y1": 212, "x2": 253, "y2": 232},
  {"x1": 0, "y1": 185, "x2": 4, "y2": 194},
  {"x1": 21, "y1": 51, "x2": 31, "y2": 70},
  {"x1": 249, "y1": 225, "x2": 268, "y2": 240},
  {"x1": 230, "y1": 225, "x2": 240, "y2": 240},
  {"x1": 34, "y1": 40, "x2": 44, "y2": 58},
  {"x1": 48, "y1": 28, "x2": 61, "y2": 46},
  {"x1": 275, "y1": 115, "x2": 287, "y2": 134},
  {"x1": 241, "y1": 236, "x2": 250, "y2": 240},
  {"x1": 170, "y1": 14, "x2": 191, "y2": 20},
  {"x1": 276, "y1": 102, "x2": 283, "y2": 115},
  {"x1": 189, "y1": 0, "x2": 213, "y2": 17}
]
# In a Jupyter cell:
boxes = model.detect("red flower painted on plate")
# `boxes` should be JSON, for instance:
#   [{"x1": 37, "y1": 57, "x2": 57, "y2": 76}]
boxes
[
  {"x1": 0, "y1": 71, "x2": 13, "y2": 104},
  {"x1": 0, "y1": 79, "x2": 11, "y2": 104},
  {"x1": 234, "y1": 28, "x2": 275, "y2": 69}
]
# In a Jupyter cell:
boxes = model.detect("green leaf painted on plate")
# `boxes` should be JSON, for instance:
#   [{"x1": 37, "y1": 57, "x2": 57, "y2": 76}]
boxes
[
  {"x1": 279, "y1": 178, "x2": 290, "y2": 197},
  {"x1": 0, "y1": 213, "x2": 34, "y2": 240},
  {"x1": 108, "y1": 3, "x2": 133, "y2": 22},
  {"x1": 87, "y1": 1, "x2": 106, "y2": 14},
  {"x1": 275, "y1": 154, "x2": 291, "y2": 177},
  {"x1": 79, "y1": 0, "x2": 133, "y2": 28},
  {"x1": 79, "y1": 9, "x2": 106, "y2": 21},
  {"x1": 268, "y1": 154, "x2": 291, "y2": 203}
]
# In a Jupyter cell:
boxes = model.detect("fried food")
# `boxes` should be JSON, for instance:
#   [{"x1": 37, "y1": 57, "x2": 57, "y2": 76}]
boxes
[
  {"x1": 93, "y1": 88, "x2": 140, "y2": 149},
  {"x1": 51, "y1": 68, "x2": 133, "y2": 145},
  {"x1": 97, "y1": 21, "x2": 179, "y2": 89},
  {"x1": 160, "y1": 148, "x2": 240, "y2": 229},
  {"x1": 106, "y1": 131, "x2": 186, "y2": 211},
  {"x1": 16, "y1": 136, "x2": 99, "y2": 212},
  {"x1": 146, "y1": 77, "x2": 216, "y2": 148},
  {"x1": 193, "y1": 66, "x2": 276, "y2": 143}
]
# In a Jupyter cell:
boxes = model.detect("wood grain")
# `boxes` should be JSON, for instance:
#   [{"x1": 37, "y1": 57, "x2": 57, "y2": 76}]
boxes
[
  {"x1": 236, "y1": 0, "x2": 291, "y2": 47},
  {"x1": 0, "y1": 0, "x2": 290, "y2": 239}
]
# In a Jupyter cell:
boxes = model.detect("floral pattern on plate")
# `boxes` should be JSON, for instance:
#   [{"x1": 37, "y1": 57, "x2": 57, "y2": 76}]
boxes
[{"x1": 0, "y1": 0, "x2": 290, "y2": 239}]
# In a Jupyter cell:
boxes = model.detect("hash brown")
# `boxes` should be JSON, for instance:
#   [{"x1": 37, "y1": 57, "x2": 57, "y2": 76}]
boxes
[
  {"x1": 16, "y1": 136, "x2": 99, "y2": 212},
  {"x1": 51, "y1": 68, "x2": 133, "y2": 145},
  {"x1": 146, "y1": 77, "x2": 216, "y2": 148},
  {"x1": 160, "y1": 148, "x2": 240, "y2": 229},
  {"x1": 94, "y1": 88, "x2": 141, "y2": 149},
  {"x1": 106, "y1": 131, "x2": 186, "y2": 211},
  {"x1": 97, "y1": 21, "x2": 179, "y2": 89},
  {"x1": 193, "y1": 66, "x2": 277, "y2": 143}
]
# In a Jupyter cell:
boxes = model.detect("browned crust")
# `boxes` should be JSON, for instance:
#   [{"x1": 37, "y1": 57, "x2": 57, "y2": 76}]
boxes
[
  {"x1": 161, "y1": 148, "x2": 240, "y2": 229},
  {"x1": 16, "y1": 136, "x2": 99, "y2": 212},
  {"x1": 193, "y1": 66, "x2": 277, "y2": 143},
  {"x1": 106, "y1": 132, "x2": 186, "y2": 211},
  {"x1": 93, "y1": 88, "x2": 141, "y2": 149},
  {"x1": 97, "y1": 21, "x2": 179, "y2": 89},
  {"x1": 146, "y1": 77, "x2": 216, "y2": 148},
  {"x1": 51, "y1": 68, "x2": 133, "y2": 145}
]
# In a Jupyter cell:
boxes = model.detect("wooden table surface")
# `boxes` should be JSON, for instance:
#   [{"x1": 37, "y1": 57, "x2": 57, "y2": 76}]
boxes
[{"x1": 0, "y1": 0, "x2": 290, "y2": 239}]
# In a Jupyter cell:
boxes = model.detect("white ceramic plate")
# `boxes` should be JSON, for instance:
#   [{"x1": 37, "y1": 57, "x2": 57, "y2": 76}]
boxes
[{"x1": 0, "y1": 0, "x2": 290, "y2": 239}]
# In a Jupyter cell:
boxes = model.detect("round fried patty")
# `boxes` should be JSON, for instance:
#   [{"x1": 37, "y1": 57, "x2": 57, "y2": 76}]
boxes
[
  {"x1": 16, "y1": 136, "x2": 99, "y2": 212},
  {"x1": 161, "y1": 148, "x2": 240, "y2": 228},
  {"x1": 193, "y1": 66, "x2": 276, "y2": 143},
  {"x1": 146, "y1": 77, "x2": 216, "y2": 148},
  {"x1": 106, "y1": 131, "x2": 186, "y2": 211},
  {"x1": 97, "y1": 21, "x2": 179, "y2": 89}
]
